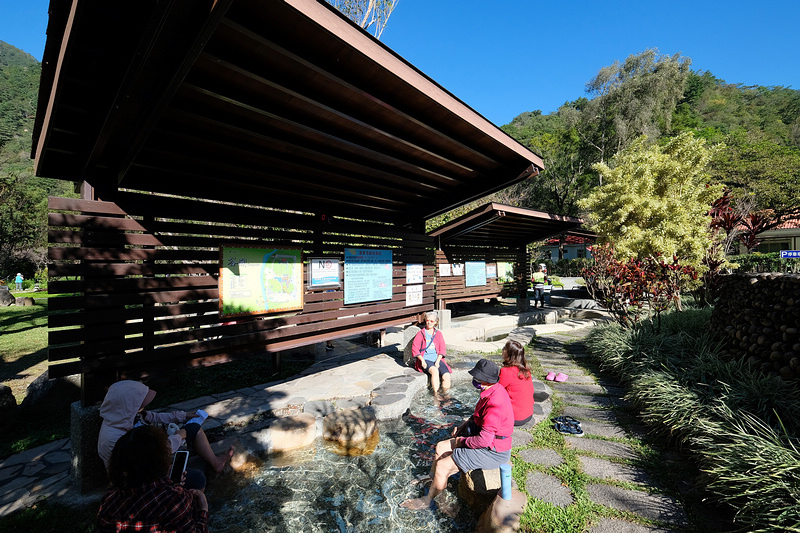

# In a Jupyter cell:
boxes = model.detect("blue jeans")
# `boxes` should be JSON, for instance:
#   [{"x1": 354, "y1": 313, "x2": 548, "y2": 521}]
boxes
[
  {"x1": 16, "y1": 283, "x2": 22, "y2": 291},
  {"x1": 532, "y1": 287, "x2": 544, "y2": 305}
]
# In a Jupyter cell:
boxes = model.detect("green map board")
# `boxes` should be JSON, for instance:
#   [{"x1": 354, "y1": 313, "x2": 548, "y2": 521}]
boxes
[{"x1": 219, "y1": 244, "x2": 303, "y2": 318}]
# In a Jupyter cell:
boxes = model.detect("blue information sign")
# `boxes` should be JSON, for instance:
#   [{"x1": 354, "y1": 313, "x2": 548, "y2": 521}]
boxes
[
  {"x1": 780, "y1": 250, "x2": 800, "y2": 259},
  {"x1": 465, "y1": 261, "x2": 487, "y2": 287},
  {"x1": 343, "y1": 248, "x2": 393, "y2": 305}
]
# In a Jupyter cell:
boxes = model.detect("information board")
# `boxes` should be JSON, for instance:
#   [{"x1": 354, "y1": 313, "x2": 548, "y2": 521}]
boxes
[
  {"x1": 309, "y1": 256, "x2": 341, "y2": 288},
  {"x1": 344, "y1": 248, "x2": 393, "y2": 305},
  {"x1": 465, "y1": 261, "x2": 487, "y2": 287},
  {"x1": 219, "y1": 244, "x2": 303, "y2": 318},
  {"x1": 497, "y1": 262, "x2": 515, "y2": 283}
]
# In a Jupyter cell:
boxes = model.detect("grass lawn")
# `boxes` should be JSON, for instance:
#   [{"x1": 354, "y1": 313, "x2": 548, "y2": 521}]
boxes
[{"x1": 0, "y1": 303, "x2": 50, "y2": 403}]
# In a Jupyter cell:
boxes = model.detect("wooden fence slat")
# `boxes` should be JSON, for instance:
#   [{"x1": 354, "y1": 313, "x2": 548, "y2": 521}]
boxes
[{"x1": 47, "y1": 195, "x2": 439, "y2": 403}]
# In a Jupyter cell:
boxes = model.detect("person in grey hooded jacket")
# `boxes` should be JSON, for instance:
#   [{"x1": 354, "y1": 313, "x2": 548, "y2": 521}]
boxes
[{"x1": 98, "y1": 380, "x2": 233, "y2": 479}]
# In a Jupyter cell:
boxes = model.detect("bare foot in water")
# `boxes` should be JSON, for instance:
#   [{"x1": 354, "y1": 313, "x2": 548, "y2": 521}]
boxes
[
  {"x1": 214, "y1": 446, "x2": 234, "y2": 473},
  {"x1": 399, "y1": 497, "x2": 433, "y2": 510}
]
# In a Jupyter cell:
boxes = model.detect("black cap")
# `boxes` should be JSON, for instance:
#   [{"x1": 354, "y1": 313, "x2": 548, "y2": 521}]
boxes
[{"x1": 468, "y1": 359, "x2": 500, "y2": 384}]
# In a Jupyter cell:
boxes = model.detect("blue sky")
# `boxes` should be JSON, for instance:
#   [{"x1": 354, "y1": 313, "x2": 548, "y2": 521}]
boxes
[{"x1": 3, "y1": 0, "x2": 799, "y2": 126}]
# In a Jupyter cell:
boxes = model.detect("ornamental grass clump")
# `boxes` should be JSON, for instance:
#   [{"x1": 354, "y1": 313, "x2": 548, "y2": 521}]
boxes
[
  {"x1": 587, "y1": 310, "x2": 800, "y2": 531},
  {"x1": 692, "y1": 409, "x2": 800, "y2": 532}
]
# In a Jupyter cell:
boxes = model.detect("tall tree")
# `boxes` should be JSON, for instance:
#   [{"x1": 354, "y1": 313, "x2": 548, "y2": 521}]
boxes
[
  {"x1": 0, "y1": 42, "x2": 76, "y2": 278},
  {"x1": 579, "y1": 132, "x2": 723, "y2": 267},
  {"x1": 501, "y1": 112, "x2": 592, "y2": 216},
  {"x1": 563, "y1": 49, "x2": 691, "y2": 176},
  {"x1": 325, "y1": 0, "x2": 399, "y2": 39},
  {"x1": 711, "y1": 129, "x2": 800, "y2": 225}
]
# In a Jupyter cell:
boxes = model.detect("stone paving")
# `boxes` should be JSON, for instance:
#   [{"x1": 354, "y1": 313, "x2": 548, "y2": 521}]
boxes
[
  {"x1": 516, "y1": 329, "x2": 691, "y2": 532},
  {"x1": 1, "y1": 306, "x2": 699, "y2": 531}
]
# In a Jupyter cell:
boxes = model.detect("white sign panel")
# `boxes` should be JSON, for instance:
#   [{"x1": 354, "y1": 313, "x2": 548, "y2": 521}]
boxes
[
  {"x1": 406, "y1": 263, "x2": 423, "y2": 284},
  {"x1": 309, "y1": 257, "x2": 340, "y2": 288},
  {"x1": 405, "y1": 284, "x2": 423, "y2": 306}
]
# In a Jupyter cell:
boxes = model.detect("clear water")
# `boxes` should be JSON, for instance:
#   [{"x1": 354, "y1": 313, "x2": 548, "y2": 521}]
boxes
[{"x1": 207, "y1": 383, "x2": 481, "y2": 532}]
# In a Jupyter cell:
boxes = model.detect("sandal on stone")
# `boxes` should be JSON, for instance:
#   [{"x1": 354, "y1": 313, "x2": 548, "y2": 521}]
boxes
[
  {"x1": 554, "y1": 373, "x2": 568, "y2": 382},
  {"x1": 554, "y1": 420, "x2": 583, "y2": 436},
  {"x1": 545, "y1": 372, "x2": 556, "y2": 381},
  {"x1": 553, "y1": 415, "x2": 582, "y2": 430}
]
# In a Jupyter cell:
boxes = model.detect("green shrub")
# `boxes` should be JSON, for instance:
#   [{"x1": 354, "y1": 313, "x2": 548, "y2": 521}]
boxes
[
  {"x1": 586, "y1": 311, "x2": 800, "y2": 531},
  {"x1": 728, "y1": 252, "x2": 798, "y2": 273}
]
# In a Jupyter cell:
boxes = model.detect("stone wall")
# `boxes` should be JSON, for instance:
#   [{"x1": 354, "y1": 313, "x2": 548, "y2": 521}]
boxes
[{"x1": 711, "y1": 273, "x2": 800, "y2": 380}]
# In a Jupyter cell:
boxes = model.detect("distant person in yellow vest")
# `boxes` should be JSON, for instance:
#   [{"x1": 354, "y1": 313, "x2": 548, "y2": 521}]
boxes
[{"x1": 531, "y1": 265, "x2": 548, "y2": 308}]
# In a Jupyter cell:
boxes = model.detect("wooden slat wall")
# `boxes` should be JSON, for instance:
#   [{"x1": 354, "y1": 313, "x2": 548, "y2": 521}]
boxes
[
  {"x1": 434, "y1": 247, "x2": 530, "y2": 310},
  {"x1": 48, "y1": 192, "x2": 434, "y2": 404}
]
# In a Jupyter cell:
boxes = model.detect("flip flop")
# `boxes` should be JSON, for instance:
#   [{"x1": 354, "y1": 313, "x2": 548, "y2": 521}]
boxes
[
  {"x1": 555, "y1": 373, "x2": 568, "y2": 382},
  {"x1": 545, "y1": 372, "x2": 556, "y2": 381}
]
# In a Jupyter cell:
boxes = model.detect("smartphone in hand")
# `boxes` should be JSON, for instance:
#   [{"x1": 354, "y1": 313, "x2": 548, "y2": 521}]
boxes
[{"x1": 169, "y1": 451, "x2": 190, "y2": 484}]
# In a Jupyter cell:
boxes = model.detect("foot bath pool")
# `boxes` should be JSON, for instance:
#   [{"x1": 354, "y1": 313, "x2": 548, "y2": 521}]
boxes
[{"x1": 206, "y1": 383, "x2": 482, "y2": 532}]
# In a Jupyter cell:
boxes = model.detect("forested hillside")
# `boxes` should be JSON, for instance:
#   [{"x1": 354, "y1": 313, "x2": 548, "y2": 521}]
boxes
[
  {"x1": 495, "y1": 49, "x2": 800, "y2": 227},
  {"x1": 0, "y1": 41, "x2": 75, "y2": 283}
]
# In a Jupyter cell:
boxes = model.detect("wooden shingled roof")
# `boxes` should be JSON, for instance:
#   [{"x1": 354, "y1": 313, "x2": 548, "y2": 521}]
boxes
[
  {"x1": 32, "y1": 0, "x2": 544, "y2": 225},
  {"x1": 428, "y1": 203, "x2": 585, "y2": 247}
]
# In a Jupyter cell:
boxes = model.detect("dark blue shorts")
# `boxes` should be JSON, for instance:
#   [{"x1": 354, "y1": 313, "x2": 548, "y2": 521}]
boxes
[
  {"x1": 423, "y1": 359, "x2": 451, "y2": 375},
  {"x1": 182, "y1": 422, "x2": 202, "y2": 450}
]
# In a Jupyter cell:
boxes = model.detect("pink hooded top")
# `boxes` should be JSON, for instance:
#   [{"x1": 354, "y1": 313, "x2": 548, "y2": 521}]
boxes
[{"x1": 97, "y1": 380, "x2": 188, "y2": 471}]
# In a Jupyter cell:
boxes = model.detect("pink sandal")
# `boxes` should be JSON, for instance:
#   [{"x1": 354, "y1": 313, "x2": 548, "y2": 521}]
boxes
[
  {"x1": 555, "y1": 373, "x2": 568, "y2": 382},
  {"x1": 545, "y1": 372, "x2": 556, "y2": 381}
]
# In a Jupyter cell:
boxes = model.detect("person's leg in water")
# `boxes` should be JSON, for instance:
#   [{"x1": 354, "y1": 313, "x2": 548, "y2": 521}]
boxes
[
  {"x1": 440, "y1": 366, "x2": 451, "y2": 393},
  {"x1": 428, "y1": 365, "x2": 441, "y2": 394},
  {"x1": 184, "y1": 424, "x2": 234, "y2": 473},
  {"x1": 401, "y1": 438, "x2": 459, "y2": 510}
]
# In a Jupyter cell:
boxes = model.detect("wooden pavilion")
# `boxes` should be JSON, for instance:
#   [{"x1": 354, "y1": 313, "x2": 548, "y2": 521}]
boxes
[
  {"x1": 428, "y1": 203, "x2": 584, "y2": 310},
  {"x1": 32, "y1": 0, "x2": 545, "y2": 404}
]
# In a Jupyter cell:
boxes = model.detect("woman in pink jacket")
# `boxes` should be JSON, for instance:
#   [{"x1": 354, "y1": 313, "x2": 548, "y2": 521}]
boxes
[
  {"x1": 411, "y1": 311, "x2": 451, "y2": 395},
  {"x1": 401, "y1": 359, "x2": 513, "y2": 510}
]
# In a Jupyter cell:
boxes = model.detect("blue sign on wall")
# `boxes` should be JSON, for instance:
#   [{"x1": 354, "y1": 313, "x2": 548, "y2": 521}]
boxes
[
  {"x1": 780, "y1": 250, "x2": 800, "y2": 259},
  {"x1": 344, "y1": 248, "x2": 393, "y2": 305},
  {"x1": 465, "y1": 261, "x2": 487, "y2": 287}
]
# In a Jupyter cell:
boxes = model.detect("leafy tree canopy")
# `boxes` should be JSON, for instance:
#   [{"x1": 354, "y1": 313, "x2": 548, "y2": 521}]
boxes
[
  {"x1": 0, "y1": 42, "x2": 75, "y2": 279},
  {"x1": 579, "y1": 132, "x2": 723, "y2": 266}
]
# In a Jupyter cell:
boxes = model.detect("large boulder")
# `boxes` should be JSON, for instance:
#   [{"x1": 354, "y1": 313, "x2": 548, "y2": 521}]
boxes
[
  {"x1": 15, "y1": 296, "x2": 36, "y2": 306},
  {"x1": 267, "y1": 413, "x2": 317, "y2": 453},
  {"x1": 21, "y1": 371, "x2": 80, "y2": 409},
  {"x1": 403, "y1": 325, "x2": 421, "y2": 366},
  {"x1": 458, "y1": 468, "x2": 502, "y2": 515},
  {"x1": 476, "y1": 490, "x2": 528, "y2": 533},
  {"x1": 0, "y1": 384, "x2": 16, "y2": 419},
  {"x1": 0, "y1": 286, "x2": 14, "y2": 306},
  {"x1": 323, "y1": 407, "x2": 378, "y2": 452}
]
